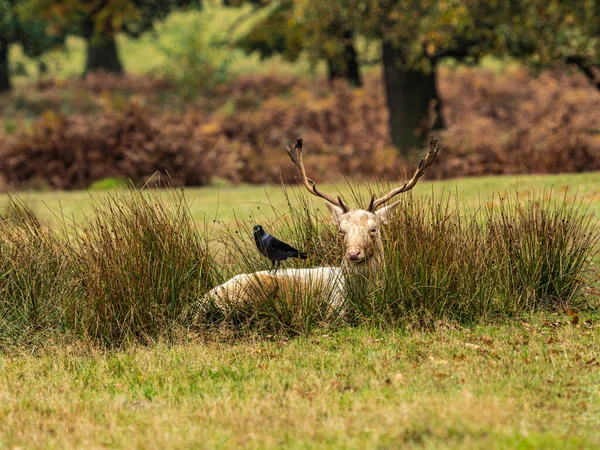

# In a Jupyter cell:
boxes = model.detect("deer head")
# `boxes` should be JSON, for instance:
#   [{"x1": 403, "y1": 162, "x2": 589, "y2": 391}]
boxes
[{"x1": 286, "y1": 137, "x2": 440, "y2": 273}]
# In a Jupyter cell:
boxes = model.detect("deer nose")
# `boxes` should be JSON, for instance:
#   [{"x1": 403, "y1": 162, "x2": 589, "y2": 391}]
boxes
[{"x1": 347, "y1": 250, "x2": 362, "y2": 260}]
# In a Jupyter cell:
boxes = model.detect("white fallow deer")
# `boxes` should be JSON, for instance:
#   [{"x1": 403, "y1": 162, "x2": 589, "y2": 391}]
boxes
[{"x1": 205, "y1": 136, "x2": 440, "y2": 313}]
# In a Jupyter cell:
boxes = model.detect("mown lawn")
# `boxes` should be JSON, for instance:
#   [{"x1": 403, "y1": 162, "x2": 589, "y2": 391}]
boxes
[
  {"x1": 2, "y1": 171, "x2": 600, "y2": 225},
  {"x1": 1, "y1": 317, "x2": 599, "y2": 449}
]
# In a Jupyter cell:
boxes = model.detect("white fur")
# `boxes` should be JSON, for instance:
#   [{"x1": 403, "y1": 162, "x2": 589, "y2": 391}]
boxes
[
  {"x1": 204, "y1": 267, "x2": 345, "y2": 311},
  {"x1": 204, "y1": 199, "x2": 402, "y2": 314}
]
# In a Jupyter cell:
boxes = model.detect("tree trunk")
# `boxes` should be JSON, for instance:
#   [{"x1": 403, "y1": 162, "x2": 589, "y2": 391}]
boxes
[
  {"x1": 0, "y1": 44, "x2": 11, "y2": 92},
  {"x1": 82, "y1": 17, "x2": 123, "y2": 75},
  {"x1": 85, "y1": 34, "x2": 123, "y2": 75},
  {"x1": 382, "y1": 42, "x2": 443, "y2": 155},
  {"x1": 326, "y1": 30, "x2": 362, "y2": 87}
]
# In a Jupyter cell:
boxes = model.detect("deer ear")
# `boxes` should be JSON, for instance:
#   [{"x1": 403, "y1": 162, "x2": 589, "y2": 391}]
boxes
[
  {"x1": 325, "y1": 200, "x2": 344, "y2": 223},
  {"x1": 375, "y1": 200, "x2": 401, "y2": 225}
]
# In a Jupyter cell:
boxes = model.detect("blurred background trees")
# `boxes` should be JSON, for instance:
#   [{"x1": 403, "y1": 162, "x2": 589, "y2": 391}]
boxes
[
  {"x1": 227, "y1": 0, "x2": 598, "y2": 154},
  {"x1": 228, "y1": 0, "x2": 362, "y2": 86},
  {"x1": 0, "y1": 0, "x2": 64, "y2": 91},
  {"x1": 0, "y1": 0, "x2": 597, "y2": 186},
  {"x1": 21, "y1": 0, "x2": 202, "y2": 75}
]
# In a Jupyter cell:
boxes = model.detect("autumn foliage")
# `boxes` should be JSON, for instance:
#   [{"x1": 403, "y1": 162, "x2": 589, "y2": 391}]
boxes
[{"x1": 0, "y1": 67, "x2": 598, "y2": 190}]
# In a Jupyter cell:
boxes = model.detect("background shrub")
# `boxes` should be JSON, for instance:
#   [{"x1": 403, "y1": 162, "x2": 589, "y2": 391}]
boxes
[{"x1": 1, "y1": 68, "x2": 598, "y2": 191}]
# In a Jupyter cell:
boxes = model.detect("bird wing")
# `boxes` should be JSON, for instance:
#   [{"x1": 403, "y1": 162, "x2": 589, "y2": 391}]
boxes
[{"x1": 263, "y1": 234, "x2": 300, "y2": 254}]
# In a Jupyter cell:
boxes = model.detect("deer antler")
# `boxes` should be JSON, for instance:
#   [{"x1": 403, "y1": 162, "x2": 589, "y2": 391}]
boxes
[
  {"x1": 368, "y1": 134, "x2": 441, "y2": 212},
  {"x1": 286, "y1": 138, "x2": 350, "y2": 213}
]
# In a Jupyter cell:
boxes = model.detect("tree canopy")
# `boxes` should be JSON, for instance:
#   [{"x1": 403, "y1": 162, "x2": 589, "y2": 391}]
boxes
[
  {"x1": 21, "y1": 0, "x2": 203, "y2": 74},
  {"x1": 230, "y1": 0, "x2": 362, "y2": 86},
  {"x1": 0, "y1": 0, "x2": 64, "y2": 91},
  {"x1": 303, "y1": 0, "x2": 599, "y2": 152}
]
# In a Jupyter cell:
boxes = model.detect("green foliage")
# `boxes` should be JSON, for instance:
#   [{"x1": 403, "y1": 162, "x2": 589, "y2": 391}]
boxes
[
  {"x1": 18, "y1": 0, "x2": 203, "y2": 74},
  {"x1": 500, "y1": 0, "x2": 599, "y2": 85},
  {"x1": 89, "y1": 177, "x2": 129, "y2": 190},
  {"x1": 232, "y1": 0, "x2": 362, "y2": 83},
  {"x1": 157, "y1": 13, "x2": 234, "y2": 96},
  {"x1": 233, "y1": 0, "x2": 598, "y2": 87},
  {"x1": 347, "y1": 0, "x2": 598, "y2": 77},
  {"x1": 0, "y1": 0, "x2": 64, "y2": 89},
  {"x1": 234, "y1": 1, "x2": 305, "y2": 63},
  {"x1": 21, "y1": 0, "x2": 203, "y2": 39}
]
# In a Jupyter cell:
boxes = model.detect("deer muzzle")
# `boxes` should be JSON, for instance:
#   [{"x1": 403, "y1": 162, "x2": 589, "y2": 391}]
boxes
[{"x1": 346, "y1": 249, "x2": 364, "y2": 263}]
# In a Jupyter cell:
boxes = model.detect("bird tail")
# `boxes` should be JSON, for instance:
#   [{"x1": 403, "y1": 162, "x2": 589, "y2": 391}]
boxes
[{"x1": 299, "y1": 251, "x2": 307, "y2": 259}]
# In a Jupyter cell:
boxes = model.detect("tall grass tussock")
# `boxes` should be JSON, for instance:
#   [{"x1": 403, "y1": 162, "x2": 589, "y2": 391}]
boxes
[
  {"x1": 73, "y1": 189, "x2": 215, "y2": 345},
  {"x1": 0, "y1": 186, "x2": 597, "y2": 347},
  {"x1": 0, "y1": 199, "x2": 75, "y2": 345}
]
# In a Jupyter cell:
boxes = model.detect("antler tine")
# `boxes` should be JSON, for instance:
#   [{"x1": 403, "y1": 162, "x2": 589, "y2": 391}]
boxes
[
  {"x1": 369, "y1": 134, "x2": 441, "y2": 211},
  {"x1": 286, "y1": 138, "x2": 350, "y2": 212},
  {"x1": 367, "y1": 193, "x2": 375, "y2": 212}
]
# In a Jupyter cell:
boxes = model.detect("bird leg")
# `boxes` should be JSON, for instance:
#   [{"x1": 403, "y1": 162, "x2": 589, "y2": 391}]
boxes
[
  {"x1": 274, "y1": 260, "x2": 280, "y2": 274},
  {"x1": 270, "y1": 260, "x2": 276, "y2": 274}
]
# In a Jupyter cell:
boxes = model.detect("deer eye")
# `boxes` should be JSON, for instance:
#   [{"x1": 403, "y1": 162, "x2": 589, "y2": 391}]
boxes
[{"x1": 369, "y1": 228, "x2": 377, "y2": 234}]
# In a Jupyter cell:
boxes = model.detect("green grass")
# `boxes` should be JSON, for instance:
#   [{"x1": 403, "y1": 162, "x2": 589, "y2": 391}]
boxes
[
  {"x1": 2, "y1": 172, "x2": 599, "y2": 226},
  {"x1": 1, "y1": 171, "x2": 598, "y2": 339},
  {"x1": 1, "y1": 173, "x2": 599, "y2": 448},
  {"x1": 0, "y1": 320, "x2": 599, "y2": 449}
]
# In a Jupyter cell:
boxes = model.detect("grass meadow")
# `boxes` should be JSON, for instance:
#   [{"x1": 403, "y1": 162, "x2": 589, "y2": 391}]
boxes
[
  {"x1": 1, "y1": 323, "x2": 599, "y2": 449},
  {"x1": 3, "y1": 4, "x2": 599, "y2": 447},
  {"x1": 3, "y1": 171, "x2": 600, "y2": 225},
  {"x1": 1, "y1": 172, "x2": 599, "y2": 448}
]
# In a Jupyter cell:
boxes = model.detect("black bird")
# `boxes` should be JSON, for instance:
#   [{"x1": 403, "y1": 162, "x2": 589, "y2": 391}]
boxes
[{"x1": 253, "y1": 225, "x2": 307, "y2": 273}]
